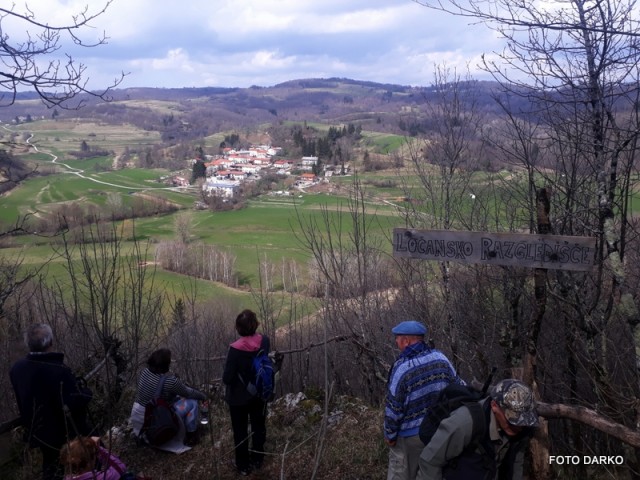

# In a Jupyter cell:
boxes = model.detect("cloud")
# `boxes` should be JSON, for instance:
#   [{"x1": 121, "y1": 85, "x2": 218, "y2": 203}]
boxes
[{"x1": 4, "y1": 0, "x2": 503, "y2": 89}]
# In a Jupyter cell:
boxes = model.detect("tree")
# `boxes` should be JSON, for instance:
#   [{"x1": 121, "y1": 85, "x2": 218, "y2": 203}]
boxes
[
  {"x1": 0, "y1": 150, "x2": 32, "y2": 194},
  {"x1": 406, "y1": 65, "x2": 484, "y2": 232},
  {"x1": 403, "y1": 65, "x2": 485, "y2": 368},
  {"x1": 174, "y1": 211, "x2": 193, "y2": 244},
  {"x1": 105, "y1": 192, "x2": 123, "y2": 219},
  {"x1": 0, "y1": 2, "x2": 124, "y2": 108},
  {"x1": 191, "y1": 160, "x2": 206, "y2": 183},
  {"x1": 362, "y1": 150, "x2": 371, "y2": 171},
  {"x1": 413, "y1": 0, "x2": 640, "y2": 476},
  {"x1": 294, "y1": 177, "x2": 398, "y2": 401}
]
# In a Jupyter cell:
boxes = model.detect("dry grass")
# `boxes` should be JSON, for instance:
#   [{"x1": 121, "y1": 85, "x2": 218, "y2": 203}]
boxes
[
  {"x1": 113, "y1": 394, "x2": 387, "y2": 480},
  {"x1": 4, "y1": 394, "x2": 387, "y2": 480},
  {"x1": 17, "y1": 119, "x2": 161, "y2": 154}
]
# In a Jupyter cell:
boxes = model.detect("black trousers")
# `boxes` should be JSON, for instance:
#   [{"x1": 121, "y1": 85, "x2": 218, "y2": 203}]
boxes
[
  {"x1": 229, "y1": 398, "x2": 267, "y2": 470},
  {"x1": 40, "y1": 444, "x2": 63, "y2": 480}
]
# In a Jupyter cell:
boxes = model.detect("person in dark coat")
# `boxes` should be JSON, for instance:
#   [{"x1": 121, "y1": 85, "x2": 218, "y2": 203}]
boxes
[
  {"x1": 222, "y1": 309, "x2": 270, "y2": 476},
  {"x1": 10, "y1": 324, "x2": 93, "y2": 480}
]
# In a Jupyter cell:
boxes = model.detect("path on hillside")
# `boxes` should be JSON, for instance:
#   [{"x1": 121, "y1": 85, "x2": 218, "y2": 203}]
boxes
[{"x1": 1, "y1": 121, "x2": 193, "y2": 193}]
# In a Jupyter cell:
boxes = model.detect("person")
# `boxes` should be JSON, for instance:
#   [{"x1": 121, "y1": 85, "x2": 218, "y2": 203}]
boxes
[
  {"x1": 417, "y1": 378, "x2": 539, "y2": 480},
  {"x1": 222, "y1": 309, "x2": 271, "y2": 476},
  {"x1": 60, "y1": 436, "x2": 127, "y2": 480},
  {"x1": 10, "y1": 323, "x2": 93, "y2": 480},
  {"x1": 384, "y1": 320, "x2": 461, "y2": 480},
  {"x1": 129, "y1": 348, "x2": 206, "y2": 447}
]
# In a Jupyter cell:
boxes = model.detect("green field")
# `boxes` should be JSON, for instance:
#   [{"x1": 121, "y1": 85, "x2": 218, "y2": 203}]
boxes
[
  {"x1": 1, "y1": 119, "x2": 400, "y2": 306},
  {"x1": 11, "y1": 116, "x2": 638, "y2": 324},
  {"x1": 0, "y1": 168, "x2": 183, "y2": 223}
]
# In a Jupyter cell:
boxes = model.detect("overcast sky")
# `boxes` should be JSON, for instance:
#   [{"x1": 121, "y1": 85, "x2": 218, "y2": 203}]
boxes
[{"x1": 16, "y1": 0, "x2": 503, "y2": 90}]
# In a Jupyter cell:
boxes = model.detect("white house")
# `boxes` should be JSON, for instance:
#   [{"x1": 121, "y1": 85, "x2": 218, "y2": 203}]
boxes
[
  {"x1": 202, "y1": 179, "x2": 240, "y2": 198},
  {"x1": 227, "y1": 153, "x2": 251, "y2": 164},
  {"x1": 240, "y1": 164, "x2": 262, "y2": 174},
  {"x1": 274, "y1": 159, "x2": 293, "y2": 169}
]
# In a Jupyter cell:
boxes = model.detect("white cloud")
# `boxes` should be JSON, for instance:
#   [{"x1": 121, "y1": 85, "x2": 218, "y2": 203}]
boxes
[
  {"x1": 149, "y1": 49, "x2": 195, "y2": 72},
  {"x1": 2, "y1": 0, "x2": 505, "y2": 89},
  {"x1": 245, "y1": 51, "x2": 297, "y2": 69}
]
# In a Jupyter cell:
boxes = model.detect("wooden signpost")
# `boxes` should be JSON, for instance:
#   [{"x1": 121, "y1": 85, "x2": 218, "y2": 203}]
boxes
[{"x1": 392, "y1": 228, "x2": 596, "y2": 272}]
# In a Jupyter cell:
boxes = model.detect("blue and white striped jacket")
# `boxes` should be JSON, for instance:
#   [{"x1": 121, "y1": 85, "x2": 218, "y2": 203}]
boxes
[{"x1": 384, "y1": 342, "x2": 461, "y2": 441}]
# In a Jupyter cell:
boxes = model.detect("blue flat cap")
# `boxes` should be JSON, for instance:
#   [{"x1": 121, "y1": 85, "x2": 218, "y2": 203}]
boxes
[{"x1": 392, "y1": 320, "x2": 427, "y2": 336}]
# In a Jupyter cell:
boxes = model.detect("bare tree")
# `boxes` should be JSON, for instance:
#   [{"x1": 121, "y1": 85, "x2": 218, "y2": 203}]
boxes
[
  {"x1": 411, "y1": 0, "x2": 640, "y2": 477},
  {"x1": 405, "y1": 65, "x2": 484, "y2": 231},
  {"x1": 47, "y1": 222, "x2": 166, "y2": 418},
  {"x1": 173, "y1": 210, "x2": 194, "y2": 244},
  {"x1": 399, "y1": 65, "x2": 486, "y2": 368},
  {"x1": 0, "y1": 1, "x2": 125, "y2": 108},
  {"x1": 294, "y1": 177, "x2": 400, "y2": 401}
]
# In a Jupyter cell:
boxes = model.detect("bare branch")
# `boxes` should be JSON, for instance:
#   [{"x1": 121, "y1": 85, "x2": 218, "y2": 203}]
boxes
[
  {"x1": 181, "y1": 335, "x2": 352, "y2": 363},
  {"x1": 0, "y1": 1, "x2": 126, "y2": 108},
  {"x1": 412, "y1": 0, "x2": 640, "y2": 37},
  {"x1": 537, "y1": 401, "x2": 640, "y2": 448}
]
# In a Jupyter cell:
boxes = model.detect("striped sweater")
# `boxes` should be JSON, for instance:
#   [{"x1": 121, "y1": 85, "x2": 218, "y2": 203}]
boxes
[
  {"x1": 134, "y1": 368, "x2": 206, "y2": 406},
  {"x1": 384, "y1": 342, "x2": 460, "y2": 441}
]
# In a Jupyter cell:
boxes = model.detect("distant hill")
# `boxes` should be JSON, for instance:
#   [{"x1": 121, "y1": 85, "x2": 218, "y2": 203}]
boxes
[{"x1": 2, "y1": 78, "x2": 509, "y2": 136}]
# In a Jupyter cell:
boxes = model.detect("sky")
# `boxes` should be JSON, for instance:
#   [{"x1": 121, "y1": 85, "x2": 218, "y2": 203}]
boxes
[{"x1": 11, "y1": 0, "x2": 504, "y2": 90}]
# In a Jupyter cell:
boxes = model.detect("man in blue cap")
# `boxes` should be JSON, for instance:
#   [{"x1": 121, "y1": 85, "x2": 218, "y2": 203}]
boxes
[{"x1": 384, "y1": 320, "x2": 461, "y2": 480}]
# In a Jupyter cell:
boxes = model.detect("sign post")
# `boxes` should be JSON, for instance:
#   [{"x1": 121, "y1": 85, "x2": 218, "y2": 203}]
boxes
[{"x1": 392, "y1": 228, "x2": 596, "y2": 272}]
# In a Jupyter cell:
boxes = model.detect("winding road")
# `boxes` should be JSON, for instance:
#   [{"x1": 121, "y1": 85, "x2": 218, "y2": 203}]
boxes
[{"x1": 2, "y1": 120, "x2": 193, "y2": 193}]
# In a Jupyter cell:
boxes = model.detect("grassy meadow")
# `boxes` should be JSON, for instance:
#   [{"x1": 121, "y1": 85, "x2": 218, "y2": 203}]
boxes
[
  {"x1": 1, "y1": 118, "x2": 404, "y2": 324},
  {"x1": 10, "y1": 116, "x2": 638, "y2": 327},
  {"x1": 17, "y1": 119, "x2": 161, "y2": 155}
]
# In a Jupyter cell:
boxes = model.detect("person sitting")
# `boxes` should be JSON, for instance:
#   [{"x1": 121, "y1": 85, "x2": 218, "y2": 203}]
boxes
[
  {"x1": 60, "y1": 436, "x2": 127, "y2": 480},
  {"x1": 129, "y1": 348, "x2": 207, "y2": 448}
]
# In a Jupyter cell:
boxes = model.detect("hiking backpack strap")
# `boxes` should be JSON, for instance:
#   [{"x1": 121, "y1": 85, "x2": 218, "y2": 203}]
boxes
[
  {"x1": 238, "y1": 335, "x2": 269, "y2": 389},
  {"x1": 154, "y1": 374, "x2": 167, "y2": 400},
  {"x1": 466, "y1": 401, "x2": 486, "y2": 446}
]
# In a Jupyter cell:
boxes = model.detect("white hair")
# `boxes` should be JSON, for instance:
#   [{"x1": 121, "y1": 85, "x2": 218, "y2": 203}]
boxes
[{"x1": 25, "y1": 323, "x2": 54, "y2": 352}]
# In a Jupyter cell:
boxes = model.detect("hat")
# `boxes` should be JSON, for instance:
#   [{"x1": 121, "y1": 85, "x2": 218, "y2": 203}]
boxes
[
  {"x1": 391, "y1": 320, "x2": 428, "y2": 336},
  {"x1": 490, "y1": 379, "x2": 539, "y2": 427}
]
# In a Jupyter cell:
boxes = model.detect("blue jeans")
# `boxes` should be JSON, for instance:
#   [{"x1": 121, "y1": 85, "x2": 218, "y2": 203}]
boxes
[{"x1": 173, "y1": 397, "x2": 199, "y2": 433}]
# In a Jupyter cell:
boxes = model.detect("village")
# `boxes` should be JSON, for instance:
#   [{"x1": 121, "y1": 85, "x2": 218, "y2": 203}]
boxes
[{"x1": 167, "y1": 145, "x2": 350, "y2": 200}]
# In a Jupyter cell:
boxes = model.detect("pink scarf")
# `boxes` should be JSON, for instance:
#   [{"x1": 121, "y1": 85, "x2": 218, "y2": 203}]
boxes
[{"x1": 230, "y1": 333, "x2": 262, "y2": 352}]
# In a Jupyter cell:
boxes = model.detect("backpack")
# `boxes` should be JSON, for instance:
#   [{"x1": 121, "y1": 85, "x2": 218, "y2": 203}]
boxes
[
  {"x1": 419, "y1": 382, "x2": 488, "y2": 447},
  {"x1": 241, "y1": 335, "x2": 275, "y2": 402},
  {"x1": 142, "y1": 375, "x2": 180, "y2": 446}
]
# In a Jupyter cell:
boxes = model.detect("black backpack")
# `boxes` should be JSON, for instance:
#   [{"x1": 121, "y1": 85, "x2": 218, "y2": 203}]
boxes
[
  {"x1": 419, "y1": 367, "x2": 497, "y2": 447},
  {"x1": 419, "y1": 382, "x2": 487, "y2": 446},
  {"x1": 142, "y1": 375, "x2": 180, "y2": 446}
]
